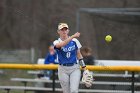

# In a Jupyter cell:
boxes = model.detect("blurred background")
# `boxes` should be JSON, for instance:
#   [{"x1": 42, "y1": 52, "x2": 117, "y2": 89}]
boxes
[
  {"x1": 0, "y1": 0, "x2": 140, "y2": 93},
  {"x1": 0, "y1": 0, "x2": 140, "y2": 60}
]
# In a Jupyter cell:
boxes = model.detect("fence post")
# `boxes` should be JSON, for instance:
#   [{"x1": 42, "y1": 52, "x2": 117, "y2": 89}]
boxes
[
  {"x1": 131, "y1": 71, "x2": 135, "y2": 93},
  {"x1": 52, "y1": 70, "x2": 56, "y2": 92},
  {"x1": 31, "y1": 48, "x2": 35, "y2": 63}
]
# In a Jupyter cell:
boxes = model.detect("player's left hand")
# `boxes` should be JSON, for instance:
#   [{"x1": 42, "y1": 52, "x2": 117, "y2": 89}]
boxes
[{"x1": 82, "y1": 69, "x2": 94, "y2": 88}]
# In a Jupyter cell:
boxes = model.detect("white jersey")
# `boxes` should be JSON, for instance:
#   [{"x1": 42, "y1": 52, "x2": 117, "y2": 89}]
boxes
[{"x1": 53, "y1": 38, "x2": 82, "y2": 64}]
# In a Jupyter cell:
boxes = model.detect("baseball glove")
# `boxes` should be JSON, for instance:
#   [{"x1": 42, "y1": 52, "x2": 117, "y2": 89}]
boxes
[{"x1": 82, "y1": 69, "x2": 94, "y2": 88}]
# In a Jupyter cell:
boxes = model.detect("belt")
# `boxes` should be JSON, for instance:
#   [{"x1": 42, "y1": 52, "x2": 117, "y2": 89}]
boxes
[{"x1": 59, "y1": 63, "x2": 77, "y2": 66}]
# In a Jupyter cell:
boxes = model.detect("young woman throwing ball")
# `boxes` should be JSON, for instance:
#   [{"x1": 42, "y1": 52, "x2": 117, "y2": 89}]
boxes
[{"x1": 53, "y1": 23, "x2": 86, "y2": 93}]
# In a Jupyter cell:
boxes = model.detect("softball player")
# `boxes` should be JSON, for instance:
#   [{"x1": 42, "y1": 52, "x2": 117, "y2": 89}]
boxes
[{"x1": 53, "y1": 23, "x2": 86, "y2": 93}]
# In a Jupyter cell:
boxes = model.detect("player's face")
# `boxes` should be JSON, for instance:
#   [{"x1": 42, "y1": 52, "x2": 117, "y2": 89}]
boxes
[
  {"x1": 58, "y1": 27, "x2": 69, "y2": 37},
  {"x1": 49, "y1": 46, "x2": 55, "y2": 55}
]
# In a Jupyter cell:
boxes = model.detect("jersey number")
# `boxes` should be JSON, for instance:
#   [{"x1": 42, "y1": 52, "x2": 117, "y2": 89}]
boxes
[{"x1": 66, "y1": 52, "x2": 71, "y2": 58}]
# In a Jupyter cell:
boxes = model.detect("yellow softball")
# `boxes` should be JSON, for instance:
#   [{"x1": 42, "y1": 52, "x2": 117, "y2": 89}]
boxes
[{"x1": 105, "y1": 35, "x2": 112, "y2": 42}]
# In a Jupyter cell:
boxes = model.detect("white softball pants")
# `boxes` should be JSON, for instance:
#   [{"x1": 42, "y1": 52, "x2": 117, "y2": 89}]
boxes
[{"x1": 58, "y1": 64, "x2": 81, "y2": 93}]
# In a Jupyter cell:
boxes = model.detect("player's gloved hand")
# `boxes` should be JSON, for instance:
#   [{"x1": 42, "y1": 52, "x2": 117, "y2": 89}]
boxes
[{"x1": 82, "y1": 69, "x2": 94, "y2": 88}]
